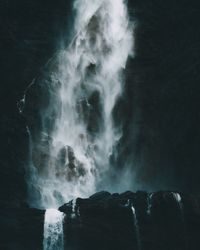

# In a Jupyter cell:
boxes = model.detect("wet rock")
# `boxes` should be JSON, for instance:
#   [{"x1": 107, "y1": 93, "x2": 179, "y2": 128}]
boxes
[
  {"x1": 89, "y1": 191, "x2": 111, "y2": 201},
  {"x1": 55, "y1": 145, "x2": 87, "y2": 181},
  {"x1": 0, "y1": 205, "x2": 45, "y2": 250},
  {"x1": 60, "y1": 191, "x2": 200, "y2": 250},
  {"x1": 1, "y1": 191, "x2": 200, "y2": 250}
]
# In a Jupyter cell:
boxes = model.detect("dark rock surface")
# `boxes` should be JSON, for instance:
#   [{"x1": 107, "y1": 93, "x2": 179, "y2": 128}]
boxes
[
  {"x1": 0, "y1": 0, "x2": 200, "y2": 249},
  {"x1": 0, "y1": 204, "x2": 44, "y2": 250},
  {"x1": 0, "y1": 0, "x2": 73, "y2": 209},
  {"x1": 0, "y1": 0, "x2": 200, "y2": 219},
  {"x1": 0, "y1": 191, "x2": 200, "y2": 250},
  {"x1": 59, "y1": 191, "x2": 200, "y2": 250}
]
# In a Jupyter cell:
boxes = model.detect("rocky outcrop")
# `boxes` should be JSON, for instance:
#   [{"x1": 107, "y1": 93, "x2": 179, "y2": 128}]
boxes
[
  {"x1": 1, "y1": 191, "x2": 200, "y2": 249},
  {"x1": 0, "y1": 0, "x2": 73, "y2": 211},
  {"x1": 58, "y1": 191, "x2": 200, "y2": 250},
  {"x1": 0, "y1": 205, "x2": 44, "y2": 250}
]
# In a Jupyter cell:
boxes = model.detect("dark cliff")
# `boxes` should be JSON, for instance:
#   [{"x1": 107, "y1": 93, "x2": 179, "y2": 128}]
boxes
[
  {"x1": 1, "y1": 0, "x2": 200, "y2": 249},
  {"x1": 1, "y1": 191, "x2": 200, "y2": 250},
  {"x1": 59, "y1": 191, "x2": 200, "y2": 250},
  {"x1": 1, "y1": 0, "x2": 200, "y2": 210}
]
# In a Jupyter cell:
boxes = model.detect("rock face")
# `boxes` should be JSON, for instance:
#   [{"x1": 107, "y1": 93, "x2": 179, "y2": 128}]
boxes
[
  {"x1": 0, "y1": 0, "x2": 73, "y2": 211},
  {"x1": 1, "y1": 0, "x2": 200, "y2": 249},
  {"x1": 1, "y1": 191, "x2": 200, "y2": 249},
  {"x1": 59, "y1": 191, "x2": 200, "y2": 250},
  {"x1": 0, "y1": 205, "x2": 44, "y2": 250},
  {"x1": 1, "y1": 0, "x2": 200, "y2": 220}
]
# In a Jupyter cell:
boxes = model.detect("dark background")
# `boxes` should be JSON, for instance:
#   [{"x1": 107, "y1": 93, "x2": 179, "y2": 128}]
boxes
[{"x1": 1, "y1": 0, "x2": 200, "y2": 208}]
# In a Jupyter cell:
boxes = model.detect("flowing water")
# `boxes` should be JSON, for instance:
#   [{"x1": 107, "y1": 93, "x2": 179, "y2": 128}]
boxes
[
  {"x1": 43, "y1": 209, "x2": 65, "y2": 250},
  {"x1": 172, "y1": 192, "x2": 188, "y2": 250},
  {"x1": 131, "y1": 206, "x2": 141, "y2": 250},
  {"x1": 25, "y1": 0, "x2": 134, "y2": 209},
  {"x1": 172, "y1": 192, "x2": 184, "y2": 221},
  {"x1": 147, "y1": 193, "x2": 153, "y2": 216},
  {"x1": 23, "y1": 2, "x2": 134, "y2": 248}
]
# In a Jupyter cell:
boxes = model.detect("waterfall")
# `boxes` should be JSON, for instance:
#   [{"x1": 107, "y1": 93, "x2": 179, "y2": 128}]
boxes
[
  {"x1": 131, "y1": 206, "x2": 141, "y2": 250},
  {"x1": 172, "y1": 192, "x2": 188, "y2": 250},
  {"x1": 172, "y1": 192, "x2": 184, "y2": 220},
  {"x1": 147, "y1": 193, "x2": 153, "y2": 215},
  {"x1": 71, "y1": 199, "x2": 77, "y2": 218},
  {"x1": 25, "y1": 0, "x2": 134, "y2": 208},
  {"x1": 43, "y1": 209, "x2": 65, "y2": 250}
]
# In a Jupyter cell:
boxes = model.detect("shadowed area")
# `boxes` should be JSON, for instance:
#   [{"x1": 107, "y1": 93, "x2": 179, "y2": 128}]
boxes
[{"x1": 0, "y1": 0, "x2": 200, "y2": 248}]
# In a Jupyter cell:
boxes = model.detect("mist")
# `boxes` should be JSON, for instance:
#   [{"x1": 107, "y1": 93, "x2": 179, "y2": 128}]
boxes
[{"x1": 24, "y1": 0, "x2": 134, "y2": 209}]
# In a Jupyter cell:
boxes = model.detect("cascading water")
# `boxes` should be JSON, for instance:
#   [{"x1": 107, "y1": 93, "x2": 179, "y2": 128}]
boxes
[
  {"x1": 147, "y1": 193, "x2": 153, "y2": 216},
  {"x1": 172, "y1": 192, "x2": 185, "y2": 228},
  {"x1": 43, "y1": 209, "x2": 65, "y2": 250},
  {"x1": 172, "y1": 192, "x2": 184, "y2": 215},
  {"x1": 131, "y1": 205, "x2": 141, "y2": 250},
  {"x1": 71, "y1": 199, "x2": 77, "y2": 218},
  {"x1": 172, "y1": 192, "x2": 188, "y2": 249},
  {"x1": 25, "y1": 0, "x2": 134, "y2": 209}
]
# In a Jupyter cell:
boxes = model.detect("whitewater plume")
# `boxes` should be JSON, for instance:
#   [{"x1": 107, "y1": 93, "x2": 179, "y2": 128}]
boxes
[
  {"x1": 25, "y1": 0, "x2": 134, "y2": 208},
  {"x1": 172, "y1": 193, "x2": 183, "y2": 209},
  {"x1": 131, "y1": 205, "x2": 141, "y2": 250},
  {"x1": 147, "y1": 193, "x2": 153, "y2": 215},
  {"x1": 172, "y1": 192, "x2": 188, "y2": 249},
  {"x1": 172, "y1": 192, "x2": 184, "y2": 221},
  {"x1": 43, "y1": 209, "x2": 65, "y2": 250}
]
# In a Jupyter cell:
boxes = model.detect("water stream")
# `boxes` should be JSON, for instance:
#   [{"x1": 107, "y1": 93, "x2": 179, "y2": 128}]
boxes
[
  {"x1": 43, "y1": 209, "x2": 65, "y2": 250},
  {"x1": 25, "y1": 0, "x2": 134, "y2": 209}
]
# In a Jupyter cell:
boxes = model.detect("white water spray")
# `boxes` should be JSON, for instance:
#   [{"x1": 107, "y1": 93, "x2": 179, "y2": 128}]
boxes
[
  {"x1": 172, "y1": 192, "x2": 188, "y2": 249},
  {"x1": 172, "y1": 192, "x2": 185, "y2": 224},
  {"x1": 147, "y1": 193, "x2": 153, "y2": 215},
  {"x1": 172, "y1": 193, "x2": 182, "y2": 206},
  {"x1": 172, "y1": 192, "x2": 184, "y2": 220},
  {"x1": 71, "y1": 199, "x2": 77, "y2": 218},
  {"x1": 43, "y1": 209, "x2": 65, "y2": 250},
  {"x1": 131, "y1": 206, "x2": 141, "y2": 250},
  {"x1": 26, "y1": 0, "x2": 134, "y2": 208}
]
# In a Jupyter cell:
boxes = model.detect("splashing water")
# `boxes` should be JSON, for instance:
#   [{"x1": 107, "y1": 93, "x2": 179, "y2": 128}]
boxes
[
  {"x1": 43, "y1": 209, "x2": 65, "y2": 250},
  {"x1": 172, "y1": 192, "x2": 184, "y2": 218},
  {"x1": 172, "y1": 192, "x2": 188, "y2": 250},
  {"x1": 25, "y1": 0, "x2": 134, "y2": 208},
  {"x1": 147, "y1": 193, "x2": 153, "y2": 215},
  {"x1": 71, "y1": 199, "x2": 77, "y2": 218},
  {"x1": 172, "y1": 192, "x2": 181, "y2": 203},
  {"x1": 172, "y1": 194, "x2": 185, "y2": 233},
  {"x1": 131, "y1": 206, "x2": 141, "y2": 250}
]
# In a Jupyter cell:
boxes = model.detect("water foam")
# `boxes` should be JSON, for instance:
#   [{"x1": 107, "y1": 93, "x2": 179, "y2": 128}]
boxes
[
  {"x1": 26, "y1": 0, "x2": 134, "y2": 208},
  {"x1": 43, "y1": 209, "x2": 65, "y2": 250}
]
